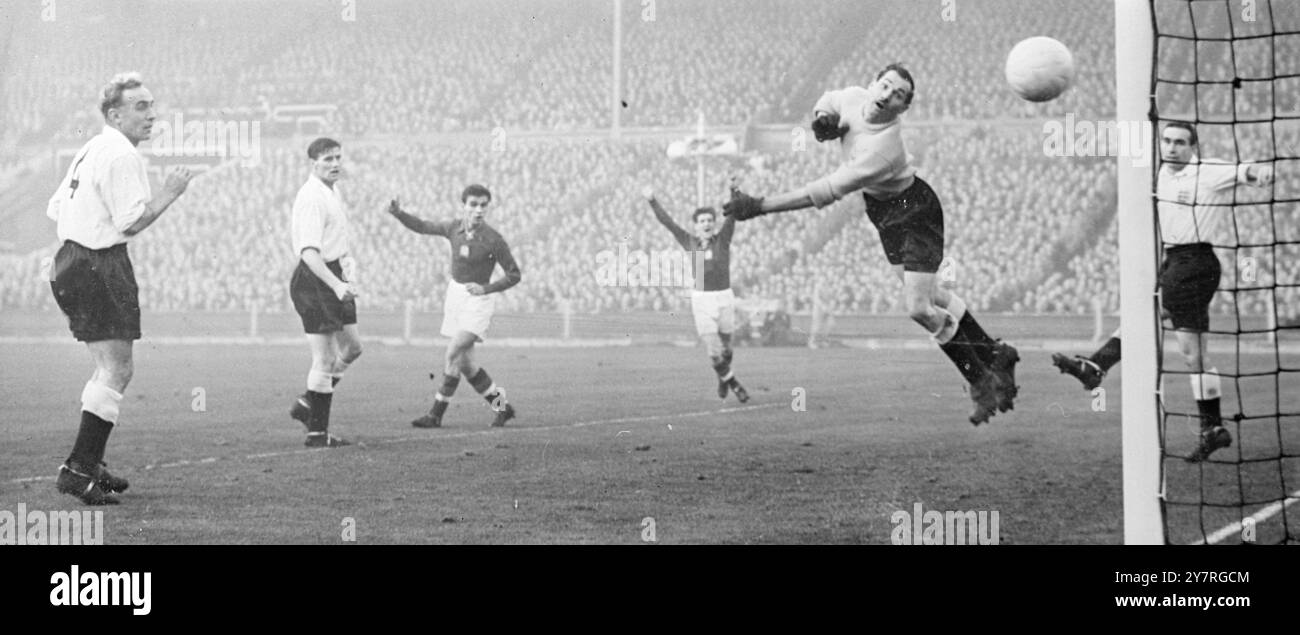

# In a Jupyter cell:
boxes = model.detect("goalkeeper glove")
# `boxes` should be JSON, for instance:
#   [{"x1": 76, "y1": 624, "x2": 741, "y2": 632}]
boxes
[
  {"x1": 811, "y1": 112, "x2": 846, "y2": 142},
  {"x1": 723, "y1": 188, "x2": 767, "y2": 221}
]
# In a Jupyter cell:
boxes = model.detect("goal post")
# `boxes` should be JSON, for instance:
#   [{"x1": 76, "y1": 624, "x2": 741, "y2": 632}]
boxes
[{"x1": 1115, "y1": 0, "x2": 1164, "y2": 544}]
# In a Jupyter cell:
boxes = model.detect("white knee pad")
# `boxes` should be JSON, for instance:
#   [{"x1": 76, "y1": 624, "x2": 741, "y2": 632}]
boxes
[
  {"x1": 81, "y1": 381, "x2": 123, "y2": 424},
  {"x1": 307, "y1": 369, "x2": 334, "y2": 393},
  {"x1": 1190, "y1": 369, "x2": 1221, "y2": 401}
]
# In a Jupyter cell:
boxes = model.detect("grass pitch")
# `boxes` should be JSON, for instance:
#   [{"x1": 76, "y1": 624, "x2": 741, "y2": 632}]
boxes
[{"x1": 1, "y1": 340, "x2": 1294, "y2": 544}]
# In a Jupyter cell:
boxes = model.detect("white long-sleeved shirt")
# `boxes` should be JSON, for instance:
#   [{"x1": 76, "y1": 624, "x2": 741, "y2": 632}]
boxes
[
  {"x1": 1157, "y1": 158, "x2": 1257, "y2": 246},
  {"x1": 806, "y1": 86, "x2": 917, "y2": 208},
  {"x1": 290, "y1": 174, "x2": 350, "y2": 262},
  {"x1": 46, "y1": 125, "x2": 151, "y2": 249}
]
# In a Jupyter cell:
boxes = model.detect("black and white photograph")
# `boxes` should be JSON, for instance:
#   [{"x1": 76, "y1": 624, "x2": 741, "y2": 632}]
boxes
[{"x1": 0, "y1": 0, "x2": 1296, "y2": 608}]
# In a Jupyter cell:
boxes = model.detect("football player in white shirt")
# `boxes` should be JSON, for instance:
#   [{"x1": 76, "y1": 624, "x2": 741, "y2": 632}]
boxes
[
  {"x1": 46, "y1": 73, "x2": 194, "y2": 504},
  {"x1": 287, "y1": 138, "x2": 362, "y2": 448},
  {"x1": 1052, "y1": 122, "x2": 1274, "y2": 461},
  {"x1": 724, "y1": 64, "x2": 1020, "y2": 426}
]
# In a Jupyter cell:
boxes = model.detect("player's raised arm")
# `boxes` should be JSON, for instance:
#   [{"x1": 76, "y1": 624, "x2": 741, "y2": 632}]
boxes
[
  {"x1": 386, "y1": 198, "x2": 449, "y2": 236},
  {"x1": 642, "y1": 186, "x2": 692, "y2": 246},
  {"x1": 117, "y1": 161, "x2": 194, "y2": 237},
  {"x1": 811, "y1": 88, "x2": 850, "y2": 142}
]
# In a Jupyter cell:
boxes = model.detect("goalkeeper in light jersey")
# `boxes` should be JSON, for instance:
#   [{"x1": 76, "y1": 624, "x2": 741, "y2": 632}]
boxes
[{"x1": 723, "y1": 63, "x2": 1018, "y2": 426}]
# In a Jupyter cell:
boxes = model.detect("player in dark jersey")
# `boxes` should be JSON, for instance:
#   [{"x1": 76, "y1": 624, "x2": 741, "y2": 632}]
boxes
[
  {"x1": 386, "y1": 185, "x2": 522, "y2": 428},
  {"x1": 643, "y1": 185, "x2": 749, "y2": 402},
  {"x1": 723, "y1": 63, "x2": 1019, "y2": 425}
]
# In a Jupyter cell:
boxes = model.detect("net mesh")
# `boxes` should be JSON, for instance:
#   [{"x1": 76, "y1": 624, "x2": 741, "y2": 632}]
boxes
[{"x1": 1151, "y1": 0, "x2": 1300, "y2": 544}]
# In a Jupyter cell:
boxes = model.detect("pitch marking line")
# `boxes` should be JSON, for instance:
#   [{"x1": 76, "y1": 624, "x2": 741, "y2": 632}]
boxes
[
  {"x1": 6, "y1": 402, "x2": 784, "y2": 485},
  {"x1": 1195, "y1": 488, "x2": 1300, "y2": 545}
]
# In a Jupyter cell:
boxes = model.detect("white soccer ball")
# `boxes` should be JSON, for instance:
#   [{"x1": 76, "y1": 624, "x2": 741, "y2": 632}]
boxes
[{"x1": 1005, "y1": 36, "x2": 1075, "y2": 102}]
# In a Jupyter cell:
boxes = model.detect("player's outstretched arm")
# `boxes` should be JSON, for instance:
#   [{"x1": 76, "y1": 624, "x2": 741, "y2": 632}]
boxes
[
  {"x1": 386, "y1": 198, "x2": 447, "y2": 235},
  {"x1": 722, "y1": 185, "x2": 815, "y2": 221},
  {"x1": 1244, "y1": 164, "x2": 1275, "y2": 186}
]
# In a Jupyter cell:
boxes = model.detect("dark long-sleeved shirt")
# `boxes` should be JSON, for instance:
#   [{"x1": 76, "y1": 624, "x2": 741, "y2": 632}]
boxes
[
  {"x1": 391, "y1": 210, "x2": 521, "y2": 294},
  {"x1": 649, "y1": 198, "x2": 735, "y2": 292}
]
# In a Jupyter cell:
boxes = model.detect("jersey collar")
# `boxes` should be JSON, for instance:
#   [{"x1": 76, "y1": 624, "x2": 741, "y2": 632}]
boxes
[{"x1": 102, "y1": 125, "x2": 138, "y2": 153}]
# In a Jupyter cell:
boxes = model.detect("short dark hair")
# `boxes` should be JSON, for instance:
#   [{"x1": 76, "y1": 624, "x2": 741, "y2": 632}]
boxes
[
  {"x1": 876, "y1": 63, "x2": 915, "y2": 105},
  {"x1": 100, "y1": 72, "x2": 145, "y2": 119},
  {"x1": 307, "y1": 137, "x2": 341, "y2": 160},
  {"x1": 1162, "y1": 122, "x2": 1198, "y2": 147},
  {"x1": 692, "y1": 207, "x2": 717, "y2": 222},
  {"x1": 462, "y1": 184, "x2": 492, "y2": 203}
]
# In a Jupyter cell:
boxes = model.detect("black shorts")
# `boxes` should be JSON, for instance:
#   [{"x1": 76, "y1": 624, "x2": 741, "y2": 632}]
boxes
[
  {"x1": 49, "y1": 241, "x2": 141, "y2": 342},
  {"x1": 863, "y1": 177, "x2": 945, "y2": 274},
  {"x1": 1159, "y1": 243, "x2": 1220, "y2": 332},
  {"x1": 290, "y1": 259, "x2": 357, "y2": 334}
]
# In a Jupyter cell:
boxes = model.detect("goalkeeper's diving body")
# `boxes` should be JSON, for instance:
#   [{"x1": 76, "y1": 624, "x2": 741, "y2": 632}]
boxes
[
  {"x1": 723, "y1": 64, "x2": 1019, "y2": 425},
  {"x1": 642, "y1": 186, "x2": 750, "y2": 403}
]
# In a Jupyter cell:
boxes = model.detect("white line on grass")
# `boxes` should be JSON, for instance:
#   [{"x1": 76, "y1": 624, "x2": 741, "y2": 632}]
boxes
[
  {"x1": 1194, "y1": 488, "x2": 1300, "y2": 545},
  {"x1": 6, "y1": 402, "x2": 784, "y2": 484}
]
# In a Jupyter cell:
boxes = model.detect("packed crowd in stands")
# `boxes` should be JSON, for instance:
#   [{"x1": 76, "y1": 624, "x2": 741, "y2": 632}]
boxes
[
  {"x1": 3, "y1": 0, "x2": 1298, "y2": 321},
  {"x1": 3, "y1": 0, "x2": 1124, "y2": 146},
  {"x1": 3, "y1": 122, "x2": 1295, "y2": 319},
  {"x1": 816, "y1": 0, "x2": 1116, "y2": 122}
]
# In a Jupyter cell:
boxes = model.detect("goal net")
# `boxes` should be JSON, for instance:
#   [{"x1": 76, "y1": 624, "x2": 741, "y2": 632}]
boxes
[{"x1": 1118, "y1": 0, "x2": 1299, "y2": 544}]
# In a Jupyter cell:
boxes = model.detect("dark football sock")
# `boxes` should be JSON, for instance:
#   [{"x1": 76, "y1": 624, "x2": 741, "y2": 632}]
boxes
[
  {"x1": 467, "y1": 369, "x2": 505, "y2": 405},
  {"x1": 431, "y1": 399, "x2": 450, "y2": 418},
  {"x1": 436, "y1": 374, "x2": 461, "y2": 399},
  {"x1": 1091, "y1": 337, "x2": 1122, "y2": 371},
  {"x1": 306, "y1": 390, "x2": 333, "y2": 433},
  {"x1": 1196, "y1": 398, "x2": 1222, "y2": 431},
  {"x1": 68, "y1": 410, "x2": 113, "y2": 469},
  {"x1": 954, "y1": 312, "x2": 997, "y2": 366},
  {"x1": 467, "y1": 369, "x2": 492, "y2": 393},
  {"x1": 711, "y1": 357, "x2": 732, "y2": 380},
  {"x1": 939, "y1": 341, "x2": 985, "y2": 385}
]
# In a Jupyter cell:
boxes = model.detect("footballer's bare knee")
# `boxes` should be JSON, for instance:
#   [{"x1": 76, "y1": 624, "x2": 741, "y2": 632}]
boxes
[
  {"x1": 906, "y1": 301, "x2": 935, "y2": 327},
  {"x1": 106, "y1": 362, "x2": 133, "y2": 391}
]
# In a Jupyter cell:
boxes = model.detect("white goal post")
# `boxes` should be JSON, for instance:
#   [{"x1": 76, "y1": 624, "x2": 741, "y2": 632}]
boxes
[{"x1": 1115, "y1": 0, "x2": 1163, "y2": 544}]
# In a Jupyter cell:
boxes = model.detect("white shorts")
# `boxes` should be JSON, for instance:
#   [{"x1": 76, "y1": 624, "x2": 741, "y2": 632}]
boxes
[
  {"x1": 441, "y1": 281, "x2": 497, "y2": 341},
  {"x1": 691, "y1": 288, "x2": 736, "y2": 337}
]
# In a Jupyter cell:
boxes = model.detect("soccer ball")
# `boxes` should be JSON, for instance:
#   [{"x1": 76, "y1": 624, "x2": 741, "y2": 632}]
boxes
[{"x1": 1005, "y1": 36, "x2": 1074, "y2": 102}]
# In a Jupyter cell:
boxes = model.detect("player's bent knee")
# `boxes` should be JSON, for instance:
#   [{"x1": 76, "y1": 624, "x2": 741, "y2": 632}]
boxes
[
  {"x1": 907, "y1": 306, "x2": 932, "y2": 325},
  {"x1": 104, "y1": 360, "x2": 133, "y2": 391},
  {"x1": 313, "y1": 355, "x2": 337, "y2": 374}
]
